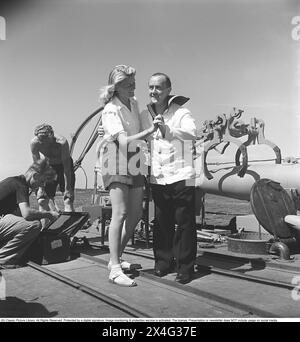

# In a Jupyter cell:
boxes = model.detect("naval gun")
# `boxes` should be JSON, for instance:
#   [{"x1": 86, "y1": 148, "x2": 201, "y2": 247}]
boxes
[{"x1": 195, "y1": 108, "x2": 300, "y2": 259}]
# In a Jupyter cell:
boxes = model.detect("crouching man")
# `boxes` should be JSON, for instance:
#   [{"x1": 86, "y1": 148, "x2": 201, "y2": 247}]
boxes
[{"x1": 0, "y1": 159, "x2": 60, "y2": 267}]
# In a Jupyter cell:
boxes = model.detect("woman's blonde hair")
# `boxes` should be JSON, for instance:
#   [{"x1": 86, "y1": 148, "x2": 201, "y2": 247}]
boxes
[{"x1": 98, "y1": 65, "x2": 136, "y2": 105}]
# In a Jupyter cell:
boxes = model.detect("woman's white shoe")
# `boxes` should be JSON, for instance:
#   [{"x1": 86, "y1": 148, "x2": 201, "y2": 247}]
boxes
[{"x1": 108, "y1": 265, "x2": 137, "y2": 287}]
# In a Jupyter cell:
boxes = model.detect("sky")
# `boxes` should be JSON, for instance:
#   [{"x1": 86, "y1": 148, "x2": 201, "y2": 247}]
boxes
[{"x1": 0, "y1": 0, "x2": 299, "y2": 188}]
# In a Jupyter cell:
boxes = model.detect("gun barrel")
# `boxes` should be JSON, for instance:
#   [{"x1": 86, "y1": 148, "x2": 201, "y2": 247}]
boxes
[{"x1": 199, "y1": 163, "x2": 300, "y2": 201}]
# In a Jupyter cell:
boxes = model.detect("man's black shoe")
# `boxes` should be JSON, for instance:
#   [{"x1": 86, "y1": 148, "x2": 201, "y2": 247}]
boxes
[
  {"x1": 0, "y1": 263, "x2": 25, "y2": 269},
  {"x1": 175, "y1": 272, "x2": 192, "y2": 284},
  {"x1": 154, "y1": 268, "x2": 169, "y2": 277}
]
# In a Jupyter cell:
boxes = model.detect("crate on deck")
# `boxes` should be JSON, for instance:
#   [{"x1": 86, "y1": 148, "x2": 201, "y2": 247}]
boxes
[{"x1": 29, "y1": 212, "x2": 89, "y2": 265}]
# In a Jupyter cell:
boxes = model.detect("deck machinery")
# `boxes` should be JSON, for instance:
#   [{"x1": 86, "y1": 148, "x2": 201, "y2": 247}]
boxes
[{"x1": 195, "y1": 108, "x2": 300, "y2": 259}]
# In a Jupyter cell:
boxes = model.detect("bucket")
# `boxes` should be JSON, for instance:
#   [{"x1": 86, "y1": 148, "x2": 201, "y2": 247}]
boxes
[{"x1": 227, "y1": 231, "x2": 272, "y2": 255}]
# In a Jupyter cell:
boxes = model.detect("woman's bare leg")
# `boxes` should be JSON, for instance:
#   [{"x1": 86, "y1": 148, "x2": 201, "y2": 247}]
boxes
[
  {"x1": 120, "y1": 186, "x2": 144, "y2": 255},
  {"x1": 108, "y1": 183, "x2": 129, "y2": 265}
]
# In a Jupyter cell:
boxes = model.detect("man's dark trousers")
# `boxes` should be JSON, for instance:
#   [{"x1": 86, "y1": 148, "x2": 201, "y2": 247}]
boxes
[{"x1": 151, "y1": 180, "x2": 197, "y2": 275}]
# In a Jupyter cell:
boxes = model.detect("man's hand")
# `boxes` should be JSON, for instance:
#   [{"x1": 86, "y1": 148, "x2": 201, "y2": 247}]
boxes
[
  {"x1": 153, "y1": 115, "x2": 166, "y2": 136},
  {"x1": 64, "y1": 189, "x2": 74, "y2": 201},
  {"x1": 98, "y1": 125, "x2": 105, "y2": 138},
  {"x1": 36, "y1": 187, "x2": 48, "y2": 201},
  {"x1": 63, "y1": 189, "x2": 75, "y2": 212}
]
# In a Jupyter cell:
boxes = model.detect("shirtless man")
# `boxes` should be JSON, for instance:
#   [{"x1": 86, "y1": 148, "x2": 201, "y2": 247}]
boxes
[{"x1": 30, "y1": 124, "x2": 75, "y2": 212}]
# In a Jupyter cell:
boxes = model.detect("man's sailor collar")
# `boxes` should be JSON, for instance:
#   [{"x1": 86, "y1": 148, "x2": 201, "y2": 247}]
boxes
[{"x1": 167, "y1": 95, "x2": 190, "y2": 108}]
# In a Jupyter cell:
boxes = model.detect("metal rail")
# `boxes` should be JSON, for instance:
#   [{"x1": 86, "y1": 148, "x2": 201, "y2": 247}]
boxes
[
  {"x1": 195, "y1": 264, "x2": 295, "y2": 290},
  {"x1": 27, "y1": 261, "x2": 150, "y2": 318}
]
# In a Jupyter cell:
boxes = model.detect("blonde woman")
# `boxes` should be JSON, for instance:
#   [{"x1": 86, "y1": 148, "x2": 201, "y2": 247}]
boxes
[{"x1": 97, "y1": 65, "x2": 162, "y2": 286}]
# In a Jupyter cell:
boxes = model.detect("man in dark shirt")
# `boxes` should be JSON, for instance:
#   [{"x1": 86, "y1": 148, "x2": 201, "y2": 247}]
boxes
[{"x1": 0, "y1": 159, "x2": 59, "y2": 266}]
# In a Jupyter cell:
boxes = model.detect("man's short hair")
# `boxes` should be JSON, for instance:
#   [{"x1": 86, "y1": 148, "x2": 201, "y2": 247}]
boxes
[
  {"x1": 26, "y1": 158, "x2": 56, "y2": 182},
  {"x1": 151, "y1": 73, "x2": 172, "y2": 88},
  {"x1": 34, "y1": 124, "x2": 54, "y2": 137}
]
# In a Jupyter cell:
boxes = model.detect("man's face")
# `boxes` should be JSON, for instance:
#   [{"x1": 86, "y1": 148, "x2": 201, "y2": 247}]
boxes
[
  {"x1": 148, "y1": 75, "x2": 171, "y2": 106},
  {"x1": 36, "y1": 133, "x2": 54, "y2": 144},
  {"x1": 29, "y1": 174, "x2": 46, "y2": 190},
  {"x1": 29, "y1": 167, "x2": 56, "y2": 190}
]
